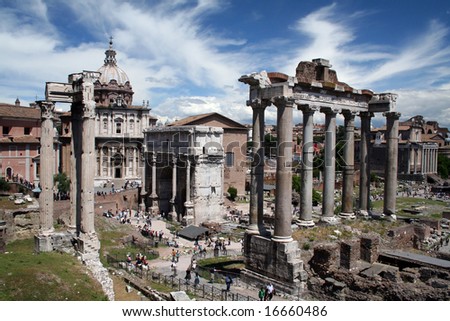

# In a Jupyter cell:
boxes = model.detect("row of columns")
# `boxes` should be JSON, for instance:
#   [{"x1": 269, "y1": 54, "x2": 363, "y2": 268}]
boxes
[
  {"x1": 247, "y1": 100, "x2": 401, "y2": 242},
  {"x1": 145, "y1": 152, "x2": 194, "y2": 220},
  {"x1": 97, "y1": 146, "x2": 140, "y2": 178},
  {"x1": 421, "y1": 145, "x2": 438, "y2": 174}
]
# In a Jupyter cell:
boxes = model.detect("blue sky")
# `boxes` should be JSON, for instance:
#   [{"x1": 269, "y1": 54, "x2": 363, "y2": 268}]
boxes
[{"x1": 1, "y1": 0, "x2": 450, "y2": 128}]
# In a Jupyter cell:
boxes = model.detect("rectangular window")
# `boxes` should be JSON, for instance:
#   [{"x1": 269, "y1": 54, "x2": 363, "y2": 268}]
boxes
[
  {"x1": 116, "y1": 122, "x2": 122, "y2": 134},
  {"x1": 24, "y1": 127, "x2": 31, "y2": 135},
  {"x1": 225, "y1": 152, "x2": 234, "y2": 167},
  {"x1": 3, "y1": 126, "x2": 10, "y2": 135}
]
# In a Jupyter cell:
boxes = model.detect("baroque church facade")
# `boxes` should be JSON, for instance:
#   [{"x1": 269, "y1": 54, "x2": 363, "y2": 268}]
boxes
[{"x1": 60, "y1": 39, "x2": 157, "y2": 186}]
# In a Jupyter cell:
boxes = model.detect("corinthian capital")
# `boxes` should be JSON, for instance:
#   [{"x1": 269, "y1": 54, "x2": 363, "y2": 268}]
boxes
[{"x1": 38, "y1": 101, "x2": 55, "y2": 120}]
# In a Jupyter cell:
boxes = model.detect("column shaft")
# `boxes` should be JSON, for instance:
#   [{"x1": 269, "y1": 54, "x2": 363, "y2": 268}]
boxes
[
  {"x1": 69, "y1": 109, "x2": 82, "y2": 232},
  {"x1": 383, "y1": 112, "x2": 401, "y2": 216},
  {"x1": 170, "y1": 155, "x2": 178, "y2": 220},
  {"x1": 299, "y1": 106, "x2": 315, "y2": 226},
  {"x1": 321, "y1": 109, "x2": 337, "y2": 219},
  {"x1": 359, "y1": 112, "x2": 372, "y2": 212},
  {"x1": 150, "y1": 153, "x2": 158, "y2": 213},
  {"x1": 248, "y1": 100, "x2": 267, "y2": 234},
  {"x1": 273, "y1": 98, "x2": 294, "y2": 242},
  {"x1": 139, "y1": 146, "x2": 147, "y2": 212},
  {"x1": 38, "y1": 101, "x2": 55, "y2": 235},
  {"x1": 185, "y1": 159, "x2": 191, "y2": 203},
  {"x1": 80, "y1": 100, "x2": 96, "y2": 234},
  {"x1": 341, "y1": 111, "x2": 355, "y2": 214}
]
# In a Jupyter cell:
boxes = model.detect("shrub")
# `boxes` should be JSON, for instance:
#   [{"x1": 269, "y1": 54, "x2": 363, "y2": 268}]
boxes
[
  {"x1": 0, "y1": 178, "x2": 10, "y2": 191},
  {"x1": 227, "y1": 186, "x2": 238, "y2": 201}
]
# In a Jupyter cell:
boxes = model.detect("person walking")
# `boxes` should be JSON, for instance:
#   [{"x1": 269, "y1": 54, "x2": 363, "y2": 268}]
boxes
[
  {"x1": 258, "y1": 287, "x2": 265, "y2": 301},
  {"x1": 225, "y1": 275, "x2": 233, "y2": 291},
  {"x1": 194, "y1": 272, "x2": 200, "y2": 288},
  {"x1": 209, "y1": 267, "x2": 216, "y2": 283},
  {"x1": 184, "y1": 268, "x2": 192, "y2": 284},
  {"x1": 171, "y1": 262, "x2": 177, "y2": 277}
]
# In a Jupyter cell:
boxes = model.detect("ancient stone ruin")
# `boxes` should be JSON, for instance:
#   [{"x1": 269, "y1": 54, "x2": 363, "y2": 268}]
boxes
[
  {"x1": 34, "y1": 72, "x2": 114, "y2": 300},
  {"x1": 239, "y1": 59, "x2": 398, "y2": 295}
]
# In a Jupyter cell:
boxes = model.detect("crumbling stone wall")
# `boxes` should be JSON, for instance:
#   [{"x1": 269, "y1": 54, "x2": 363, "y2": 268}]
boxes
[
  {"x1": 0, "y1": 208, "x2": 39, "y2": 242},
  {"x1": 340, "y1": 239, "x2": 359, "y2": 271},
  {"x1": 360, "y1": 234, "x2": 380, "y2": 263},
  {"x1": 308, "y1": 243, "x2": 339, "y2": 278},
  {"x1": 387, "y1": 225, "x2": 416, "y2": 248}
]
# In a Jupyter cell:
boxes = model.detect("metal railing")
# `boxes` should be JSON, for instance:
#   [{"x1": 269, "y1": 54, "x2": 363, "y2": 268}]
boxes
[{"x1": 107, "y1": 254, "x2": 257, "y2": 301}]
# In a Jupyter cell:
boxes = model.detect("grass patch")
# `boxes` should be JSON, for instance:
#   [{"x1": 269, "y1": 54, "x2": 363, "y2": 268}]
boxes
[{"x1": 0, "y1": 239, "x2": 106, "y2": 300}]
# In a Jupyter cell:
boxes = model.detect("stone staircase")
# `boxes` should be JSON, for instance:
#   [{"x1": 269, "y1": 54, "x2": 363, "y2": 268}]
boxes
[{"x1": 77, "y1": 232, "x2": 101, "y2": 261}]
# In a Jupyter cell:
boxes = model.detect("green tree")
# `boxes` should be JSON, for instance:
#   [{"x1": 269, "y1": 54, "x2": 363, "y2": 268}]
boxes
[
  {"x1": 312, "y1": 189, "x2": 322, "y2": 206},
  {"x1": 264, "y1": 133, "x2": 277, "y2": 158},
  {"x1": 227, "y1": 186, "x2": 238, "y2": 201},
  {"x1": 0, "y1": 178, "x2": 10, "y2": 191},
  {"x1": 292, "y1": 174, "x2": 301, "y2": 194},
  {"x1": 54, "y1": 173, "x2": 70, "y2": 194},
  {"x1": 438, "y1": 154, "x2": 450, "y2": 179}
]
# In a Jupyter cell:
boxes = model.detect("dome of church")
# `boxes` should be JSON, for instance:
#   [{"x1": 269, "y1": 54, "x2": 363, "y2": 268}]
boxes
[{"x1": 97, "y1": 39, "x2": 130, "y2": 86}]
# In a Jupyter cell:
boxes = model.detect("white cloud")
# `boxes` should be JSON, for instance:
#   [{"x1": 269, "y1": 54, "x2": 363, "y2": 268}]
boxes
[{"x1": 1, "y1": 1, "x2": 450, "y2": 129}]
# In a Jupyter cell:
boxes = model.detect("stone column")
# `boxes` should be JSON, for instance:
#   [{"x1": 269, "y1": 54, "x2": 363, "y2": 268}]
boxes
[
  {"x1": 98, "y1": 147, "x2": 102, "y2": 177},
  {"x1": 38, "y1": 101, "x2": 55, "y2": 236},
  {"x1": 149, "y1": 152, "x2": 159, "y2": 215},
  {"x1": 272, "y1": 97, "x2": 294, "y2": 242},
  {"x1": 321, "y1": 108, "x2": 338, "y2": 224},
  {"x1": 413, "y1": 147, "x2": 417, "y2": 174},
  {"x1": 434, "y1": 148, "x2": 438, "y2": 173},
  {"x1": 183, "y1": 158, "x2": 194, "y2": 225},
  {"x1": 69, "y1": 106, "x2": 82, "y2": 233},
  {"x1": 139, "y1": 146, "x2": 147, "y2": 212},
  {"x1": 383, "y1": 111, "x2": 401, "y2": 218},
  {"x1": 248, "y1": 99, "x2": 269, "y2": 235},
  {"x1": 424, "y1": 148, "x2": 428, "y2": 174},
  {"x1": 340, "y1": 110, "x2": 356, "y2": 219},
  {"x1": 298, "y1": 105, "x2": 315, "y2": 227},
  {"x1": 359, "y1": 112, "x2": 373, "y2": 213},
  {"x1": 80, "y1": 97, "x2": 97, "y2": 235},
  {"x1": 169, "y1": 155, "x2": 178, "y2": 221}
]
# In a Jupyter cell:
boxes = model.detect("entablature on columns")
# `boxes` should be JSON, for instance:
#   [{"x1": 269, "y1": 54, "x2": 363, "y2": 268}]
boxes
[{"x1": 240, "y1": 59, "x2": 398, "y2": 115}]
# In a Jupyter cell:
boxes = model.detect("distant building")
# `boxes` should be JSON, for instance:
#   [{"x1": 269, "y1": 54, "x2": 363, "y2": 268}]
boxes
[
  {"x1": 144, "y1": 125, "x2": 225, "y2": 225},
  {"x1": 363, "y1": 115, "x2": 445, "y2": 180},
  {"x1": 0, "y1": 100, "x2": 59, "y2": 185},
  {"x1": 169, "y1": 112, "x2": 248, "y2": 196},
  {"x1": 59, "y1": 39, "x2": 157, "y2": 186}
]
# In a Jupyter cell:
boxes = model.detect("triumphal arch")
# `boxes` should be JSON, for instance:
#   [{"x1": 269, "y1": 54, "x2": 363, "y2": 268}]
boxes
[{"x1": 239, "y1": 58, "x2": 399, "y2": 294}]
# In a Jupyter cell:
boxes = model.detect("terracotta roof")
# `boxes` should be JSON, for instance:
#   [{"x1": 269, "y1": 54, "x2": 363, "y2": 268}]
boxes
[
  {"x1": 422, "y1": 133, "x2": 445, "y2": 142},
  {"x1": 169, "y1": 112, "x2": 246, "y2": 129},
  {"x1": 0, "y1": 103, "x2": 40, "y2": 120},
  {"x1": 0, "y1": 136, "x2": 40, "y2": 143}
]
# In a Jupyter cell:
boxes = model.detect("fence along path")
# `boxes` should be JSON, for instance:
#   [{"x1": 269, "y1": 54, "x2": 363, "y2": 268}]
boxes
[
  {"x1": 107, "y1": 254, "x2": 258, "y2": 301},
  {"x1": 116, "y1": 218, "x2": 291, "y2": 301}
]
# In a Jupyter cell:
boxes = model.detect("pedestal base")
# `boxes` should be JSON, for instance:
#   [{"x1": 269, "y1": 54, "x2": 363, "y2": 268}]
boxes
[
  {"x1": 385, "y1": 214, "x2": 397, "y2": 222},
  {"x1": 242, "y1": 234, "x2": 307, "y2": 295},
  {"x1": 34, "y1": 234, "x2": 53, "y2": 253},
  {"x1": 357, "y1": 210, "x2": 369, "y2": 218},
  {"x1": 296, "y1": 219, "x2": 315, "y2": 228},
  {"x1": 167, "y1": 211, "x2": 177, "y2": 221},
  {"x1": 34, "y1": 231, "x2": 76, "y2": 253},
  {"x1": 181, "y1": 215, "x2": 194, "y2": 226},
  {"x1": 339, "y1": 212, "x2": 356, "y2": 220}
]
